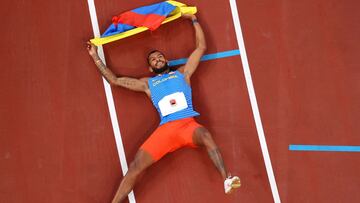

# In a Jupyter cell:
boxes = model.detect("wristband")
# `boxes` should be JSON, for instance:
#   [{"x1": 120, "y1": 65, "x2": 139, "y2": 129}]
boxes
[{"x1": 192, "y1": 19, "x2": 198, "y2": 24}]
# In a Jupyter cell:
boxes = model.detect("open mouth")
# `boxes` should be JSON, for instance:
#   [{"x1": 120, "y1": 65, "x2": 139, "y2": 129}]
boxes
[{"x1": 156, "y1": 61, "x2": 164, "y2": 67}]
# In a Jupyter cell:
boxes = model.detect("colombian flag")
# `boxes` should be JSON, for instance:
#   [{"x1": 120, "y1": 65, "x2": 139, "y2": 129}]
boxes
[
  {"x1": 102, "y1": 2, "x2": 176, "y2": 37},
  {"x1": 91, "y1": 1, "x2": 197, "y2": 45}
]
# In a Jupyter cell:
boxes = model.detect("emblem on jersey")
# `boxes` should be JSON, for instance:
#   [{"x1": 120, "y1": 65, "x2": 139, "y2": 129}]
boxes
[{"x1": 170, "y1": 99, "x2": 177, "y2": 106}]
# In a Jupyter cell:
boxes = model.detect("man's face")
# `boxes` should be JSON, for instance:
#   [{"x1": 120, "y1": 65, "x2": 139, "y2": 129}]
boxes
[{"x1": 148, "y1": 51, "x2": 169, "y2": 73}]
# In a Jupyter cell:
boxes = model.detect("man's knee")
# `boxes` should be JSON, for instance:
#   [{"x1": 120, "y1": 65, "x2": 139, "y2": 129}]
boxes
[
  {"x1": 128, "y1": 150, "x2": 153, "y2": 175},
  {"x1": 194, "y1": 127, "x2": 215, "y2": 146},
  {"x1": 128, "y1": 160, "x2": 142, "y2": 175}
]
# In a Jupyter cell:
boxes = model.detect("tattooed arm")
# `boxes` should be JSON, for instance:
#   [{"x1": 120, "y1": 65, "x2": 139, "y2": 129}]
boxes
[{"x1": 86, "y1": 42, "x2": 150, "y2": 94}]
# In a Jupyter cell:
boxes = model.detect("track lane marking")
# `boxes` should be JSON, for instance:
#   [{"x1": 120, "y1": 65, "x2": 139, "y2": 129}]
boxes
[
  {"x1": 86, "y1": 1, "x2": 136, "y2": 202},
  {"x1": 168, "y1": 49, "x2": 240, "y2": 66},
  {"x1": 229, "y1": 0, "x2": 281, "y2": 202},
  {"x1": 290, "y1": 145, "x2": 360, "y2": 152}
]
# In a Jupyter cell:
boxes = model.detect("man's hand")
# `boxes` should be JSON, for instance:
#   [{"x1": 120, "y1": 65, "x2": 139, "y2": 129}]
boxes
[
  {"x1": 181, "y1": 13, "x2": 197, "y2": 21},
  {"x1": 86, "y1": 41, "x2": 98, "y2": 57}
]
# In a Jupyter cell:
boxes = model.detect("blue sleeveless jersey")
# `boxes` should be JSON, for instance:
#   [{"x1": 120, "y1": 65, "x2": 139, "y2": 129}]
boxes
[{"x1": 148, "y1": 70, "x2": 200, "y2": 125}]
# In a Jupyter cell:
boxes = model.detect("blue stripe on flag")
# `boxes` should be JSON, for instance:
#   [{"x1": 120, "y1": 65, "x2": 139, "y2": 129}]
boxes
[
  {"x1": 132, "y1": 2, "x2": 176, "y2": 16},
  {"x1": 102, "y1": 23, "x2": 135, "y2": 37}
]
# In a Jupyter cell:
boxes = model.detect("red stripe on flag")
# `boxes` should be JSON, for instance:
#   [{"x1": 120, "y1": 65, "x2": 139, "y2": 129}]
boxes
[{"x1": 115, "y1": 11, "x2": 166, "y2": 31}]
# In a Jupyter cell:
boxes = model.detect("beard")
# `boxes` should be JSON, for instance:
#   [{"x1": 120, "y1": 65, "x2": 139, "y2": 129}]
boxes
[{"x1": 152, "y1": 63, "x2": 170, "y2": 74}]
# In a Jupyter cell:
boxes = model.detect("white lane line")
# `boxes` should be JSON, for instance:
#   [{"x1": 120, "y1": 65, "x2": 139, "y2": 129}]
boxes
[
  {"x1": 86, "y1": 1, "x2": 136, "y2": 202},
  {"x1": 229, "y1": 0, "x2": 281, "y2": 202}
]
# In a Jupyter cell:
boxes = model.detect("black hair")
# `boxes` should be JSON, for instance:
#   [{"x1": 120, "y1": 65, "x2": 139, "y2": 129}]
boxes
[{"x1": 147, "y1": 50, "x2": 164, "y2": 65}]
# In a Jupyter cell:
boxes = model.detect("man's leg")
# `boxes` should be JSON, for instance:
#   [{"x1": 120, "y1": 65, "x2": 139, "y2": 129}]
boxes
[
  {"x1": 192, "y1": 126, "x2": 241, "y2": 194},
  {"x1": 112, "y1": 149, "x2": 154, "y2": 203},
  {"x1": 192, "y1": 127, "x2": 228, "y2": 179}
]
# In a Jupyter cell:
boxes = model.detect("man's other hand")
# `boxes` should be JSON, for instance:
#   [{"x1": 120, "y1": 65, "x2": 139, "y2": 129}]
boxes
[
  {"x1": 86, "y1": 41, "x2": 98, "y2": 57},
  {"x1": 181, "y1": 13, "x2": 196, "y2": 21}
]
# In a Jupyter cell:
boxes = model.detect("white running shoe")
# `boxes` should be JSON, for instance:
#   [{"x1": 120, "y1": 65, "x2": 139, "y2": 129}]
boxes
[{"x1": 224, "y1": 176, "x2": 241, "y2": 194}]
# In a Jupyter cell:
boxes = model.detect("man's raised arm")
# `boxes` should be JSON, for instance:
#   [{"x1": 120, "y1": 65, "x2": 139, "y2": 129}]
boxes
[
  {"x1": 87, "y1": 42, "x2": 149, "y2": 93},
  {"x1": 180, "y1": 14, "x2": 207, "y2": 82}
]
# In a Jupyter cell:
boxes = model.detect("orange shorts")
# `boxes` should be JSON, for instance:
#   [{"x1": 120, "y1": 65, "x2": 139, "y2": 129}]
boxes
[{"x1": 140, "y1": 117, "x2": 202, "y2": 161}]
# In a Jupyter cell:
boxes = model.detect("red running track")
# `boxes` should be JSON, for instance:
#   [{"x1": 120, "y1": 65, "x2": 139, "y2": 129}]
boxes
[{"x1": 0, "y1": 0, "x2": 359, "y2": 203}]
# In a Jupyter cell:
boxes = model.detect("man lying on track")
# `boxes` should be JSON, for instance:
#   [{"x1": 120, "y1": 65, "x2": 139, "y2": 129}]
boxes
[{"x1": 87, "y1": 13, "x2": 240, "y2": 203}]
